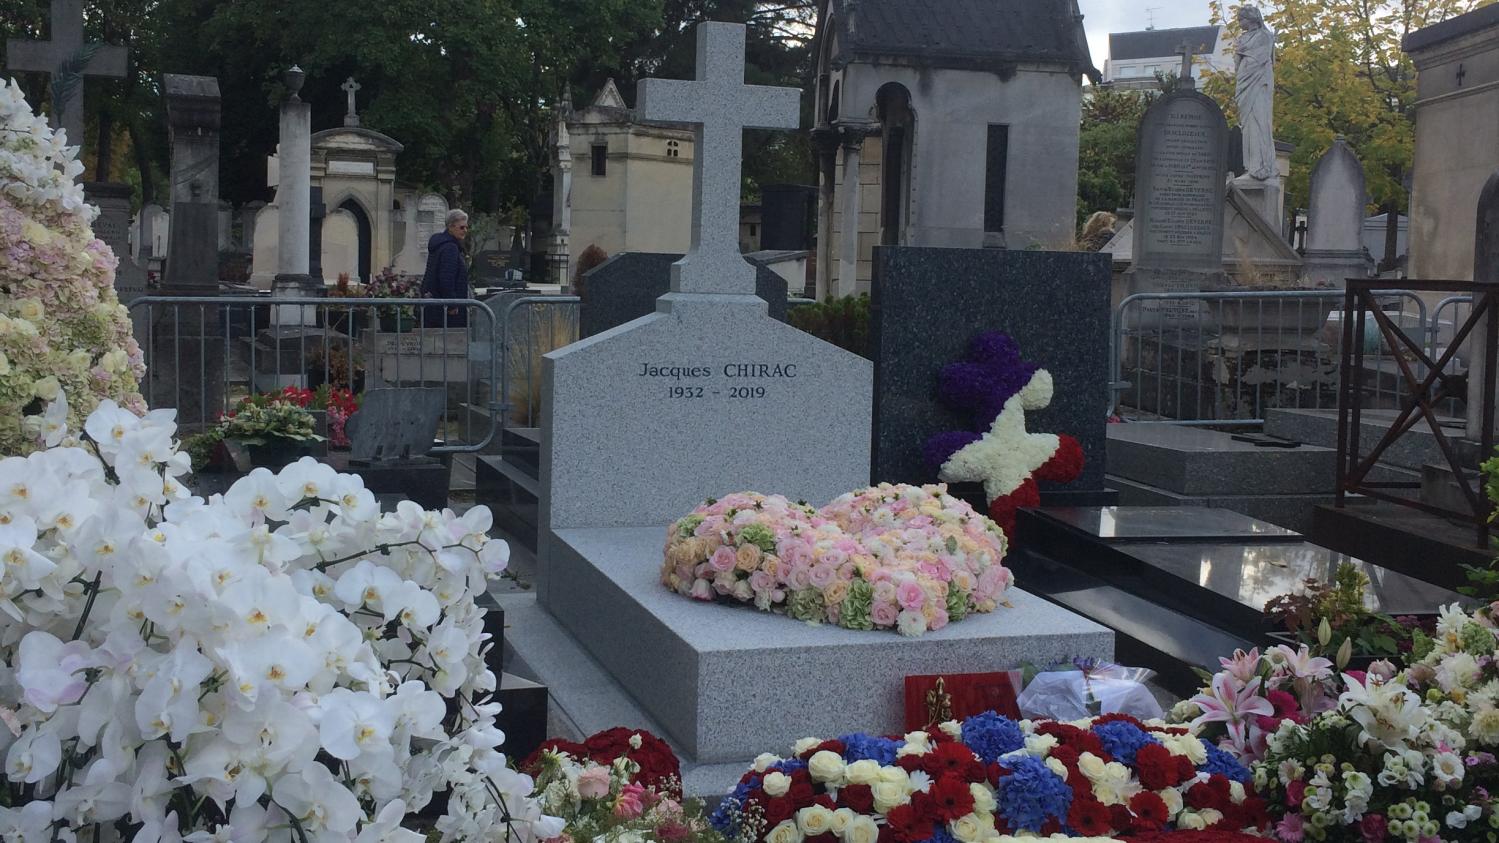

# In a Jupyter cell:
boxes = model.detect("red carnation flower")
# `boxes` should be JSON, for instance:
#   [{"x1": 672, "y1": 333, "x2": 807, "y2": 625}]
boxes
[
  {"x1": 1039, "y1": 819, "x2": 1061, "y2": 836},
  {"x1": 1033, "y1": 432, "x2": 1084, "y2": 483},
  {"x1": 898, "y1": 755, "x2": 926, "y2": 774},
  {"x1": 1092, "y1": 713, "x2": 1147, "y2": 728},
  {"x1": 885, "y1": 804, "x2": 928, "y2": 843},
  {"x1": 839, "y1": 784, "x2": 875, "y2": 814},
  {"x1": 911, "y1": 791, "x2": 940, "y2": 824},
  {"x1": 1187, "y1": 781, "x2": 1223, "y2": 811},
  {"x1": 987, "y1": 477, "x2": 1039, "y2": 539},
  {"x1": 1134, "y1": 743, "x2": 1177, "y2": 790},
  {"x1": 1129, "y1": 791, "x2": 1169, "y2": 827},
  {"x1": 1176, "y1": 756, "x2": 1197, "y2": 782},
  {"x1": 1068, "y1": 798, "x2": 1113, "y2": 836},
  {"x1": 1207, "y1": 774, "x2": 1233, "y2": 801},
  {"x1": 931, "y1": 774, "x2": 976, "y2": 822}
]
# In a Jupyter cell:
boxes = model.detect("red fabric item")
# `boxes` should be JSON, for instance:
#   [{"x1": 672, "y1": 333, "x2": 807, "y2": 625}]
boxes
[{"x1": 902, "y1": 671, "x2": 1022, "y2": 731}]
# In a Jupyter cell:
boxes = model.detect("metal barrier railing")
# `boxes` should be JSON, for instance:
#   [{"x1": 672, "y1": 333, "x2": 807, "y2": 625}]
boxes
[
  {"x1": 495, "y1": 296, "x2": 580, "y2": 444},
  {"x1": 127, "y1": 295, "x2": 498, "y2": 452},
  {"x1": 1112, "y1": 289, "x2": 1429, "y2": 425}
]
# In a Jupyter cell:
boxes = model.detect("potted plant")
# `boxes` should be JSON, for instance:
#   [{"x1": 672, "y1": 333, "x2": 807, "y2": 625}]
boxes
[
  {"x1": 367, "y1": 266, "x2": 422, "y2": 332},
  {"x1": 186, "y1": 398, "x2": 326, "y2": 471}
]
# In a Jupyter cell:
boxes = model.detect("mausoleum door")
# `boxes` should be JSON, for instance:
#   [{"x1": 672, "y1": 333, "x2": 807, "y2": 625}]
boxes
[
  {"x1": 339, "y1": 198, "x2": 373, "y2": 283},
  {"x1": 876, "y1": 83, "x2": 914, "y2": 247}
]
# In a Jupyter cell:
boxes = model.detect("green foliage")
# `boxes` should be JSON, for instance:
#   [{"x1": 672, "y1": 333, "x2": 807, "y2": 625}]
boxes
[
  {"x1": 788, "y1": 294, "x2": 870, "y2": 359},
  {"x1": 1076, "y1": 87, "x2": 1154, "y2": 225},
  {"x1": 1264, "y1": 560, "x2": 1407, "y2": 658},
  {"x1": 1462, "y1": 447, "x2": 1499, "y2": 601}
]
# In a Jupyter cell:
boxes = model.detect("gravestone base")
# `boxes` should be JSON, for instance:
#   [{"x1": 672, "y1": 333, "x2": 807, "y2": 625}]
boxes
[
  {"x1": 1233, "y1": 174, "x2": 1284, "y2": 234},
  {"x1": 1121, "y1": 267, "x2": 1229, "y2": 327},
  {"x1": 540, "y1": 526, "x2": 1113, "y2": 764},
  {"x1": 1302, "y1": 249, "x2": 1369, "y2": 287}
]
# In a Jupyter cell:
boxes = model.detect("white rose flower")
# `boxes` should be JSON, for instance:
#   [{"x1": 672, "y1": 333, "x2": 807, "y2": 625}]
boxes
[
  {"x1": 796, "y1": 805, "x2": 835, "y2": 837},
  {"x1": 763, "y1": 771, "x2": 792, "y2": 798},
  {"x1": 1178, "y1": 811, "x2": 1208, "y2": 831},
  {"x1": 809, "y1": 750, "x2": 846, "y2": 784},
  {"x1": 871, "y1": 780, "x2": 908, "y2": 812},
  {"x1": 948, "y1": 814, "x2": 985, "y2": 843},
  {"x1": 845, "y1": 759, "x2": 881, "y2": 785},
  {"x1": 766, "y1": 820, "x2": 805, "y2": 843},
  {"x1": 842, "y1": 815, "x2": 879, "y2": 843},
  {"x1": 754, "y1": 753, "x2": 781, "y2": 773}
]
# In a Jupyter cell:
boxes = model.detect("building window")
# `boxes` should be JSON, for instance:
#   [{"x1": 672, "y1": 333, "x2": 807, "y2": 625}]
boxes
[
  {"x1": 591, "y1": 144, "x2": 607, "y2": 176},
  {"x1": 749, "y1": 223, "x2": 758, "y2": 237},
  {"x1": 666, "y1": 140, "x2": 680, "y2": 158},
  {"x1": 1145, "y1": 65, "x2": 1160, "y2": 75},
  {"x1": 1121, "y1": 66, "x2": 1138, "y2": 77},
  {"x1": 984, "y1": 125, "x2": 1008, "y2": 234}
]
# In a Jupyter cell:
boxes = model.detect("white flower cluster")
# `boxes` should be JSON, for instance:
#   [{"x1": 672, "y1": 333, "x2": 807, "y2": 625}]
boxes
[
  {"x1": 0, "y1": 79, "x2": 93, "y2": 223},
  {"x1": 0, "y1": 398, "x2": 560, "y2": 842}
]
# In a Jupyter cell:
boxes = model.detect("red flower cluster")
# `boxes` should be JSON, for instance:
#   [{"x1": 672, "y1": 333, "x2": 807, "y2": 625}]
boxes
[
  {"x1": 524, "y1": 727, "x2": 681, "y2": 795},
  {"x1": 717, "y1": 714, "x2": 1269, "y2": 843}
]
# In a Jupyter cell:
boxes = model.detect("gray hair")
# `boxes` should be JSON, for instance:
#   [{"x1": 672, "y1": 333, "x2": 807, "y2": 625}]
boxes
[{"x1": 446, "y1": 209, "x2": 469, "y2": 227}]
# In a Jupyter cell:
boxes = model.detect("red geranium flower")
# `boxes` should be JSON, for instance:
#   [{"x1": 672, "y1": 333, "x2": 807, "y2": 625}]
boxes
[
  {"x1": 885, "y1": 804, "x2": 928, "y2": 843},
  {"x1": 1129, "y1": 791, "x2": 1170, "y2": 827},
  {"x1": 1068, "y1": 798, "x2": 1113, "y2": 836},
  {"x1": 931, "y1": 774, "x2": 977, "y2": 821}
]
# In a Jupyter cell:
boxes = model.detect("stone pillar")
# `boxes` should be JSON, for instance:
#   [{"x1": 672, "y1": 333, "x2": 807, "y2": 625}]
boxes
[
  {"x1": 1303, "y1": 137, "x2": 1369, "y2": 286},
  {"x1": 275, "y1": 68, "x2": 313, "y2": 289},
  {"x1": 1466, "y1": 170, "x2": 1499, "y2": 440},
  {"x1": 155, "y1": 74, "x2": 225, "y2": 426},
  {"x1": 813, "y1": 128, "x2": 837, "y2": 301},
  {"x1": 837, "y1": 126, "x2": 872, "y2": 297},
  {"x1": 551, "y1": 117, "x2": 573, "y2": 286}
]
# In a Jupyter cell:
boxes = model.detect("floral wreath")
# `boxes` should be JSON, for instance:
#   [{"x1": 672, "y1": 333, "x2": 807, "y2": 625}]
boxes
[{"x1": 923, "y1": 332, "x2": 1084, "y2": 537}]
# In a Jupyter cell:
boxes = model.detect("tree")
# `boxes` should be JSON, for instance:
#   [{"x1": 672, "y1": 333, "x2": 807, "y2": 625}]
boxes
[
  {"x1": 1201, "y1": 0, "x2": 1495, "y2": 267},
  {"x1": 1076, "y1": 85, "x2": 1155, "y2": 226}
]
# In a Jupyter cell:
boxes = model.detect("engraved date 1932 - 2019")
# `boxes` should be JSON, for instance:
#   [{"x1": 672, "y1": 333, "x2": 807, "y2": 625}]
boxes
[{"x1": 637, "y1": 362, "x2": 797, "y2": 400}]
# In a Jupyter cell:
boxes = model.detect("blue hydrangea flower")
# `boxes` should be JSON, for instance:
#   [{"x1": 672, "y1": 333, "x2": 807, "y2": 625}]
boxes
[
  {"x1": 921, "y1": 828, "x2": 958, "y2": 843},
  {"x1": 769, "y1": 758, "x2": 807, "y2": 774},
  {"x1": 840, "y1": 733, "x2": 901, "y2": 765},
  {"x1": 996, "y1": 756, "x2": 1072, "y2": 832},
  {"x1": 1091, "y1": 720, "x2": 1159, "y2": 766},
  {"x1": 962, "y1": 711, "x2": 1026, "y2": 762},
  {"x1": 1200, "y1": 739, "x2": 1252, "y2": 783}
]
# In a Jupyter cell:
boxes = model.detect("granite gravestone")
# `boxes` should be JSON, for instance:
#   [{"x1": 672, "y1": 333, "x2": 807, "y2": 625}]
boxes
[
  {"x1": 1303, "y1": 137, "x2": 1370, "y2": 286},
  {"x1": 1125, "y1": 86, "x2": 1229, "y2": 323},
  {"x1": 151, "y1": 74, "x2": 225, "y2": 425},
  {"x1": 343, "y1": 388, "x2": 449, "y2": 510},
  {"x1": 578, "y1": 252, "x2": 788, "y2": 338},
  {"x1": 871, "y1": 247, "x2": 1112, "y2": 495},
  {"x1": 534, "y1": 24, "x2": 1109, "y2": 767},
  {"x1": 85, "y1": 182, "x2": 149, "y2": 342}
]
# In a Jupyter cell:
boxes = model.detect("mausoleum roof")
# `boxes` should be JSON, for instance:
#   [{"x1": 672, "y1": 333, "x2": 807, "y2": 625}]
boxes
[
  {"x1": 822, "y1": 0, "x2": 1098, "y2": 80},
  {"x1": 1404, "y1": 4, "x2": 1499, "y2": 53},
  {"x1": 1108, "y1": 25, "x2": 1220, "y2": 61},
  {"x1": 310, "y1": 126, "x2": 403, "y2": 154}
]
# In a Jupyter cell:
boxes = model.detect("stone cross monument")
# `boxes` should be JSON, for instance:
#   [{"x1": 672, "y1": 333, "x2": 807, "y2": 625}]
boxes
[
  {"x1": 341, "y1": 77, "x2": 361, "y2": 128},
  {"x1": 275, "y1": 66, "x2": 314, "y2": 292},
  {"x1": 5, "y1": 0, "x2": 126, "y2": 144},
  {"x1": 635, "y1": 22, "x2": 800, "y2": 297}
]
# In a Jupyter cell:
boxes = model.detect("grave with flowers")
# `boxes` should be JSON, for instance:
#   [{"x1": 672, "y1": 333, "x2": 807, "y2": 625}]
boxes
[{"x1": 500, "y1": 21, "x2": 1113, "y2": 795}]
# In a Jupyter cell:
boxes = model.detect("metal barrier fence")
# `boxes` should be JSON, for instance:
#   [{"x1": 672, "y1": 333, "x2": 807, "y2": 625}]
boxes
[
  {"x1": 1112, "y1": 289, "x2": 1431, "y2": 426},
  {"x1": 127, "y1": 295, "x2": 498, "y2": 452},
  {"x1": 492, "y1": 295, "x2": 580, "y2": 443}
]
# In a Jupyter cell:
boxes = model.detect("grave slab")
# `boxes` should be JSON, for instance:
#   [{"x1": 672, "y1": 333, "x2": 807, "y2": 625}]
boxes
[
  {"x1": 1105, "y1": 473, "x2": 1333, "y2": 534},
  {"x1": 1040, "y1": 505, "x2": 1300, "y2": 543},
  {"x1": 545, "y1": 526, "x2": 1112, "y2": 762},
  {"x1": 1107, "y1": 423, "x2": 1335, "y2": 495}
]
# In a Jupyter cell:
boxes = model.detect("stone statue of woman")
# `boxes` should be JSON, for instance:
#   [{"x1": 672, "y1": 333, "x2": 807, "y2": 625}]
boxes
[{"x1": 1235, "y1": 5, "x2": 1276, "y2": 181}]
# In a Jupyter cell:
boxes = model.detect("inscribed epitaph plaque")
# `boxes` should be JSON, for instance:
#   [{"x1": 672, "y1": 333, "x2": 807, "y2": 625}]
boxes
[{"x1": 1132, "y1": 91, "x2": 1228, "y2": 271}]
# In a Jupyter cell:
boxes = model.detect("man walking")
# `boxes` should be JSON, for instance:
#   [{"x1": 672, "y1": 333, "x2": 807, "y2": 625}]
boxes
[{"x1": 422, "y1": 208, "x2": 470, "y2": 326}]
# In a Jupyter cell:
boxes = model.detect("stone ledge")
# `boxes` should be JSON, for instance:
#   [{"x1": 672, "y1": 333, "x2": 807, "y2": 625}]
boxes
[{"x1": 541, "y1": 526, "x2": 1114, "y2": 762}]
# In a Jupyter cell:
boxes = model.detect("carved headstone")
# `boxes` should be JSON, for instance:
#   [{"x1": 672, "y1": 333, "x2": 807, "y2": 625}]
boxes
[
  {"x1": 1303, "y1": 137, "x2": 1369, "y2": 286},
  {"x1": 347, "y1": 387, "x2": 446, "y2": 462},
  {"x1": 1125, "y1": 87, "x2": 1229, "y2": 323},
  {"x1": 5, "y1": 0, "x2": 126, "y2": 143}
]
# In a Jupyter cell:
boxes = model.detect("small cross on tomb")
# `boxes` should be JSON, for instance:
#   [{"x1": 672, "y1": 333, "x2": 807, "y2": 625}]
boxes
[
  {"x1": 5, "y1": 0, "x2": 126, "y2": 144},
  {"x1": 636, "y1": 22, "x2": 801, "y2": 295},
  {"x1": 342, "y1": 76, "x2": 361, "y2": 127},
  {"x1": 1458, "y1": 63, "x2": 1468, "y2": 87},
  {"x1": 1174, "y1": 42, "x2": 1196, "y2": 88}
]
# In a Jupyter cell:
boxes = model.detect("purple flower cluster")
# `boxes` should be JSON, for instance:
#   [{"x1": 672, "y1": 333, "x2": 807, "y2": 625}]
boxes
[{"x1": 923, "y1": 331, "x2": 1039, "y2": 471}]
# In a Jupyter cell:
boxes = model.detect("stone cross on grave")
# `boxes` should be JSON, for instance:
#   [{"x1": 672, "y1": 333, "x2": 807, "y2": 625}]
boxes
[
  {"x1": 636, "y1": 22, "x2": 800, "y2": 296},
  {"x1": 341, "y1": 76, "x2": 361, "y2": 127},
  {"x1": 5, "y1": 0, "x2": 126, "y2": 145},
  {"x1": 1175, "y1": 42, "x2": 1197, "y2": 88}
]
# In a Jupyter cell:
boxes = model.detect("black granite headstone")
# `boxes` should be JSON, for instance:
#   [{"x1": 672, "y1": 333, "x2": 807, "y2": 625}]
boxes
[
  {"x1": 579, "y1": 252, "x2": 789, "y2": 338},
  {"x1": 871, "y1": 246, "x2": 1111, "y2": 492},
  {"x1": 760, "y1": 184, "x2": 816, "y2": 251},
  {"x1": 473, "y1": 250, "x2": 508, "y2": 282}
]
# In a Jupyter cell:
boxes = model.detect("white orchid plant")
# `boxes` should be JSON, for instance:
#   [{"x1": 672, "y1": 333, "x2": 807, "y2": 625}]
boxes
[{"x1": 0, "y1": 396, "x2": 560, "y2": 843}]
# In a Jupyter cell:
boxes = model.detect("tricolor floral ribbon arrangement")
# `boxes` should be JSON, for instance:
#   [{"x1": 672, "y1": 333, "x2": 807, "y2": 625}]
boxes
[{"x1": 660, "y1": 485, "x2": 1011, "y2": 637}]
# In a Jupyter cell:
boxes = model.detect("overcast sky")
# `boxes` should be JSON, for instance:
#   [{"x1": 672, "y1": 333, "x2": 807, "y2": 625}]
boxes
[{"x1": 1077, "y1": 0, "x2": 1227, "y2": 72}]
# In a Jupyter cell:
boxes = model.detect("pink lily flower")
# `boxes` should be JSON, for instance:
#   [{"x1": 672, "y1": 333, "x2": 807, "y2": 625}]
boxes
[{"x1": 1191, "y1": 672, "x2": 1274, "y2": 757}]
